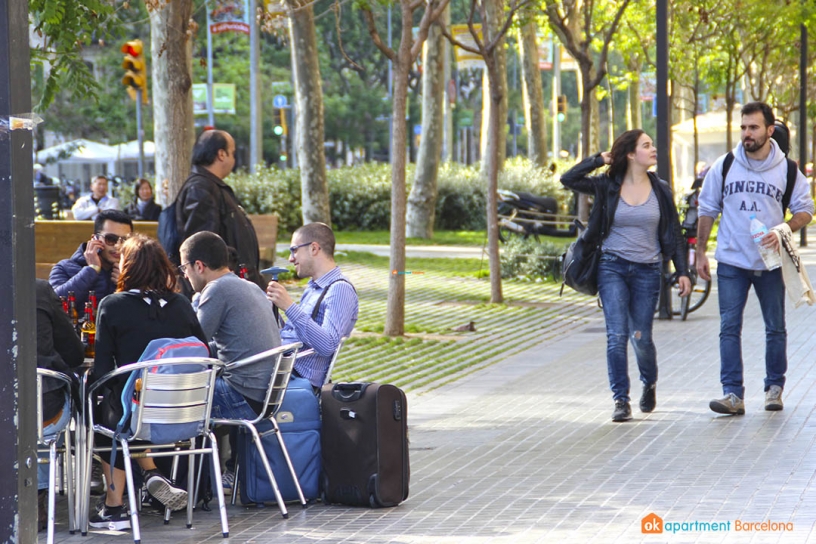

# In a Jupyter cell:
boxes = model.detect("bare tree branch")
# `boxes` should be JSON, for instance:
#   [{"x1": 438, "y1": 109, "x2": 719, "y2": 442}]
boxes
[
  {"x1": 362, "y1": 8, "x2": 397, "y2": 61},
  {"x1": 590, "y1": 0, "x2": 630, "y2": 89},
  {"x1": 410, "y1": 0, "x2": 452, "y2": 59},
  {"x1": 333, "y1": 0, "x2": 364, "y2": 72}
]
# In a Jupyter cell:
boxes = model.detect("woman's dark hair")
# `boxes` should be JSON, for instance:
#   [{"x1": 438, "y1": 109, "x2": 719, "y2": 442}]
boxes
[
  {"x1": 117, "y1": 234, "x2": 177, "y2": 294},
  {"x1": 607, "y1": 129, "x2": 646, "y2": 180},
  {"x1": 133, "y1": 178, "x2": 153, "y2": 202}
]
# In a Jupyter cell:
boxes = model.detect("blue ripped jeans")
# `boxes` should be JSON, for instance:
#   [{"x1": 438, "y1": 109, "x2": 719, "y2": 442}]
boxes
[{"x1": 597, "y1": 253, "x2": 662, "y2": 402}]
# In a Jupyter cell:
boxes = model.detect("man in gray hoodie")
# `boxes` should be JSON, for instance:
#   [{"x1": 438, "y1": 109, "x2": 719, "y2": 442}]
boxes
[{"x1": 697, "y1": 101, "x2": 814, "y2": 415}]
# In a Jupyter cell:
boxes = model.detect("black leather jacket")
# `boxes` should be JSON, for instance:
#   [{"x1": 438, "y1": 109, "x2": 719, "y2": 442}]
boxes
[
  {"x1": 560, "y1": 153, "x2": 689, "y2": 277},
  {"x1": 176, "y1": 166, "x2": 264, "y2": 288}
]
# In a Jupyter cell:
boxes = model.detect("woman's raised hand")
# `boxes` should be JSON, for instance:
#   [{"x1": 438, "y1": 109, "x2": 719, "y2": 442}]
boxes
[{"x1": 600, "y1": 151, "x2": 612, "y2": 165}]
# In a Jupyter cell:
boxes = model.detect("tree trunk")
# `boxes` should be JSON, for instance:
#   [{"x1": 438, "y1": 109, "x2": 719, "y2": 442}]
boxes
[
  {"x1": 384, "y1": 7, "x2": 413, "y2": 337},
  {"x1": 518, "y1": 22, "x2": 547, "y2": 166},
  {"x1": 481, "y1": 0, "x2": 507, "y2": 304},
  {"x1": 577, "y1": 63, "x2": 597, "y2": 222},
  {"x1": 484, "y1": 52, "x2": 503, "y2": 304},
  {"x1": 149, "y1": 0, "x2": 194, "y2": 202},
  {"x1": 478, "y1": 1, "x2": 506, "y2": 181},
  {"x1": 288, "y1": 0, "x2": 330, "y2": 225},
  {"x1": 626, "y1": 74, "x2": 641, "y2": 130},
  {"x1": 406, "y1": 7, "x2": 448, "y2": 239}
]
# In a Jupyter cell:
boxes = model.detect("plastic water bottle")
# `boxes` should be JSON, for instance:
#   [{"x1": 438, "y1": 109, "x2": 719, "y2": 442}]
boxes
[{"x1": 749, "y1": 214, "x2": 781, "y2": 270}]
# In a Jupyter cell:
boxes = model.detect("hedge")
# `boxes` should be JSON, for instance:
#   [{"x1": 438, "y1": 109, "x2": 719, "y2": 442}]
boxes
[{"x1": 226, "y1": 157, "x2": 578, "y2": 234}]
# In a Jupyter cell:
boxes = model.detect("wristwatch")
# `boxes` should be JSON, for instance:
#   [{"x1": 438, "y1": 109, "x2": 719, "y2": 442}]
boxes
[{"x1": 89, "y1": 264, "x2": 101, "y2": 274}]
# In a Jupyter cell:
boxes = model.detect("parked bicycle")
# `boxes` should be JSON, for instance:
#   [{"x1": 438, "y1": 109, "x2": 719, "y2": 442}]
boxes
[
  {"x1": 497, "y1": 189, "x2": 578, "y2": 242},
  {"x1": 669, "y1": 177, "x2": 712, "y2": 320}
]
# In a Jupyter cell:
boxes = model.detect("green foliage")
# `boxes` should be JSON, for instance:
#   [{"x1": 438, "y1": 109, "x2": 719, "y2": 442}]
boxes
[
  {"x1": 500, "y1": 236, "x2": 568, "y2": 280},
  {"x1": 226, "y1": 166, "x2": 302, "y2": 231},
  {"x1": 29, "y1": 0, "x2": 120, "y2": 110},
  {"x1": 228, "y1": 157, "x2": 577, "y2": 234}
]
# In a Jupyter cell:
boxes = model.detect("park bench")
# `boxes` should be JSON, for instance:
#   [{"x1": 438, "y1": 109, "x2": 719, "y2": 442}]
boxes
[{"x1": 35, "y1": 214, "x2": 278, "y2": 279}]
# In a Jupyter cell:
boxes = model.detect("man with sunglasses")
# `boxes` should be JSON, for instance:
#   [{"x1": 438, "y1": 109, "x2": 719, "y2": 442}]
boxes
[
  {"x1": 50, "y1": 209, "x2": 133, "y2": 309},
  {"x1": 266, "y1": 222, "x2": 358, "y2": 392}
]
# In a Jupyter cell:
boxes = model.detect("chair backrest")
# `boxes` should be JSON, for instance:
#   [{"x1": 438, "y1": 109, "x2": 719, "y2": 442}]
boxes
[
  {"x1": 36, "y1": 368, "x2": 74, "y2": 445},
  {"x1": 265, "y1": 350, "x2": 297, "y2": 417},
  {"x1": 323, "y1": 336, "x2": 348, "y2": 386},
  {"x1": 129, "y1": 359, "x2": 221, "y2": 443}
]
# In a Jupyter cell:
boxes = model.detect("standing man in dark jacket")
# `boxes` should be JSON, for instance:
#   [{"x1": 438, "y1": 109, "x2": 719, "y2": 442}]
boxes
[
  {"x1": 176, "y1": 129, "x2": 264, "y2": 289},
  {"x1": 49, "y1": 209, "x2": 133, "y2": 309}
]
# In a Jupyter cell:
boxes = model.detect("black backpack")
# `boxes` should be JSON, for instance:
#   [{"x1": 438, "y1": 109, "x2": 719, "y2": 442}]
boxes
[
  {"x1": 721, "y1": 119, "x2": 797, "y2": 213},
  {"x1": 157, "y1": 200, "x2": 181, "y2": 265}
]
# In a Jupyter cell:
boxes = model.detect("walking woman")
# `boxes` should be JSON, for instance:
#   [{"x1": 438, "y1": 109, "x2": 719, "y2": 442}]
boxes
[{"x1": 561, "y1": 130, "x2": 691, "y2": 422}]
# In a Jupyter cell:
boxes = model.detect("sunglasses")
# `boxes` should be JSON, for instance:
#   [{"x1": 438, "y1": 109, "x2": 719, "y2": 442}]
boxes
[
  {"x1": 94, "y1": 232, "x2": 130, "y2": 246},
  {"x1": 289, "y1": 241, "x2": 314, "y2": 256}
]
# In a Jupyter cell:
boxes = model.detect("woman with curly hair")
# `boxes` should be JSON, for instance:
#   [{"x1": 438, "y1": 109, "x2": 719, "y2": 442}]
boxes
[
  {"x1": 89, "y1": 234, "x2": 207, "y2": 529},
  {"x1": 561, "y1": 130, "x2": 690, "y2": 422}
]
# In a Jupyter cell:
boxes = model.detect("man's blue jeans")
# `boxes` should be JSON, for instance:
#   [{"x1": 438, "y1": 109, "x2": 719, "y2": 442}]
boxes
[
  {"x1": 38, "y1": 394, "x2": 72, "y2": 490},
  {"x1": 597, "y1": 253, "x2": 662, "y2": 402},
  {"x1": 716, "y1": 262, "x2": 786, "y2": 398},
  {"x1": 210, "y1": 378, "x2": 260, "y2": 421}
]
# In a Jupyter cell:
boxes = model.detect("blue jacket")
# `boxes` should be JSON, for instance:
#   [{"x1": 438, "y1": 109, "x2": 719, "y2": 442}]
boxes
[{"x1": 49, "y1": 243, "x2": 117, "y2": 309}]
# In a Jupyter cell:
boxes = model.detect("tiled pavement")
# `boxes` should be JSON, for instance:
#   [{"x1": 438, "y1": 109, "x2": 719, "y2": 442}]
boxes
[{"x1": 44, "y1": 245, "x2": 816, "y2": 543}]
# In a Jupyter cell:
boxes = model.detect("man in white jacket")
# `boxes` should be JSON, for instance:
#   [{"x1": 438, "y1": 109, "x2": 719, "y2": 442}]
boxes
[
  {"x1": 71, "y1": 175, "x2": 120, "y2": 220},
  {"x1": 697, "y1": 101, "x2": 813, "y2": 415}
]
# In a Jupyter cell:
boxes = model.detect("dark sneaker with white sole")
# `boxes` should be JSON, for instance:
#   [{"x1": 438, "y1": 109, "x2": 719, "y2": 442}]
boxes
[
  {"x1": 144, "y1": 470, "x2": 188, "y2": 511},
  {"x1": 88, "y1": 504, "x2": 131, "y2": 531},
  {"x1": 640, "y1": 383, "x2": 656, "y2": 413},
  {"x1": 612, "y1": 400, "x2": 632, "y2": 422}
]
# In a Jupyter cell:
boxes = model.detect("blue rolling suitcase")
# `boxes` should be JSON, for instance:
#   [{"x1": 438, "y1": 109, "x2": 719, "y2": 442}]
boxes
[{"x1": 237, "y1": 377, "x2": 321, "y2": 504}]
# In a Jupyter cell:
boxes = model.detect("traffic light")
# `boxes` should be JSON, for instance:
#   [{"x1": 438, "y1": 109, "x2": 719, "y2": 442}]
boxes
[
  {"x1": 557, "y1": 95, "x2": 567, "y2": 122},
  {"x1": 273, "y1": 108, "x2": 288, "y2": 137},
  {"x1": 121, "y1": 39, "x2": 148, "y2": 104}
]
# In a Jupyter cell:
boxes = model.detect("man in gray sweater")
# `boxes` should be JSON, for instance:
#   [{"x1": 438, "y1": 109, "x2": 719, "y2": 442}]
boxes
[{"x1": 180, "y1": 231, "x2": 281, "y2": 419}]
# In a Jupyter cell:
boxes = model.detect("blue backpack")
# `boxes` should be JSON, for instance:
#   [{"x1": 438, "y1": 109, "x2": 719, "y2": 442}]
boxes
[{"x1": 109, "y1": 337, "x2": 210, "y2": 485}]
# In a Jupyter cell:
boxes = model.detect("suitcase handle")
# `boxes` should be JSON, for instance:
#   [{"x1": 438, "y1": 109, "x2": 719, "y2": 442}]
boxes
[{"x1": 331, "y1": 382, "x2": 370, "y2": 402}]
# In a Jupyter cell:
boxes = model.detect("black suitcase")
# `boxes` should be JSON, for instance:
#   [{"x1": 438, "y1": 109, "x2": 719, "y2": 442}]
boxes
[{"x1": 320, "y1": 382, "x2": 409, "y2": 507}]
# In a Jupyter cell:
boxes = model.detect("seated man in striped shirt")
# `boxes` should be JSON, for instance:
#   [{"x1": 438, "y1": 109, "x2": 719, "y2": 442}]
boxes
[{"x1": 266, "y1": 222, "x2": 358, "y2": 393}]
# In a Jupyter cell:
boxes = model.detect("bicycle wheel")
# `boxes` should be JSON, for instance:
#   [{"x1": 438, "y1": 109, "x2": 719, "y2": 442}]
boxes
[
  {"x1": 669, "y1": 274, "x2": 689, "y2": 319},
  {"x1": 686, "y1": 271, "x2": 711, "y2": 313}
]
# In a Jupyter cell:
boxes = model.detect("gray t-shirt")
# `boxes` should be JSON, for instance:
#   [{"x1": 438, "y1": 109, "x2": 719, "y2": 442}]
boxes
[
  {"x1": 196, "y1": 272, "x2": 281, "y2": 402},
  {"x1": 602, "y1": 190, "x2": 661, "y2": 263}
]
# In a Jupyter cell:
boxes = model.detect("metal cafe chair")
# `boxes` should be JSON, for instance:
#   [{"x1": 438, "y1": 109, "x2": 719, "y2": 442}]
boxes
[
  {"x1": 210, "y1": 342, "x2": 304, "y2": 517},
  {"x1": 37, "y1": 369, "x2": 78, "y2": 544},
  {"x1": 85, "y1": 357, "x2": 228, "y2": 544}
]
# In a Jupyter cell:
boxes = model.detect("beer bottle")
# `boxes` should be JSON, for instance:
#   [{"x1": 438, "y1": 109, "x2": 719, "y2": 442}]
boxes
[
  {"x1": 88, "y1": 290, "x2": 98, "y2": 315},
  {"x1": 67, "y1": 291, "x2": 79, "y2": 332},
  {"x1": 238, "y1": 263, "x2": 248, "y2": 279},
  {"x1": 60, "y1": 296, "x2": 69, "y2": 315},
  {"x1": 80, "y1": 302, "x2": 96, "y2": 358}
]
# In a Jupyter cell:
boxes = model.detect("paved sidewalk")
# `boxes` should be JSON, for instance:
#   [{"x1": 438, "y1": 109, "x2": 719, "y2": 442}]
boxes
[{"x1": 45, "y1": 246, "x2": 816, "y2": 543}]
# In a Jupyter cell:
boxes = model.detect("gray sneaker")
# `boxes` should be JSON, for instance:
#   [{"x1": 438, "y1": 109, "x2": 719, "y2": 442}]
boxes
[
  {"x1": 765, "y1": 385, "x2": 784, "y2": 411},
  {"x1": 144, "y1": 470, "x2": 188, "y2": 511},
  {"x1": 710, "y1": 393, "x2": 745, "y2": 415}
]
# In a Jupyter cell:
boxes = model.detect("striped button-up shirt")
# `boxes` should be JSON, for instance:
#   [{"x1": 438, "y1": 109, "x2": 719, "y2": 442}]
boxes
[{"x1": 281, "y1": 267, "x2": 358, "y2": 388}]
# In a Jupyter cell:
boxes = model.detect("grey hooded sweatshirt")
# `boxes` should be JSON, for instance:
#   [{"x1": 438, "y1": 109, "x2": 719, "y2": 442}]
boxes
[{"x1": 699, "y1": 139, "x2": 814, "y2": 271}]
